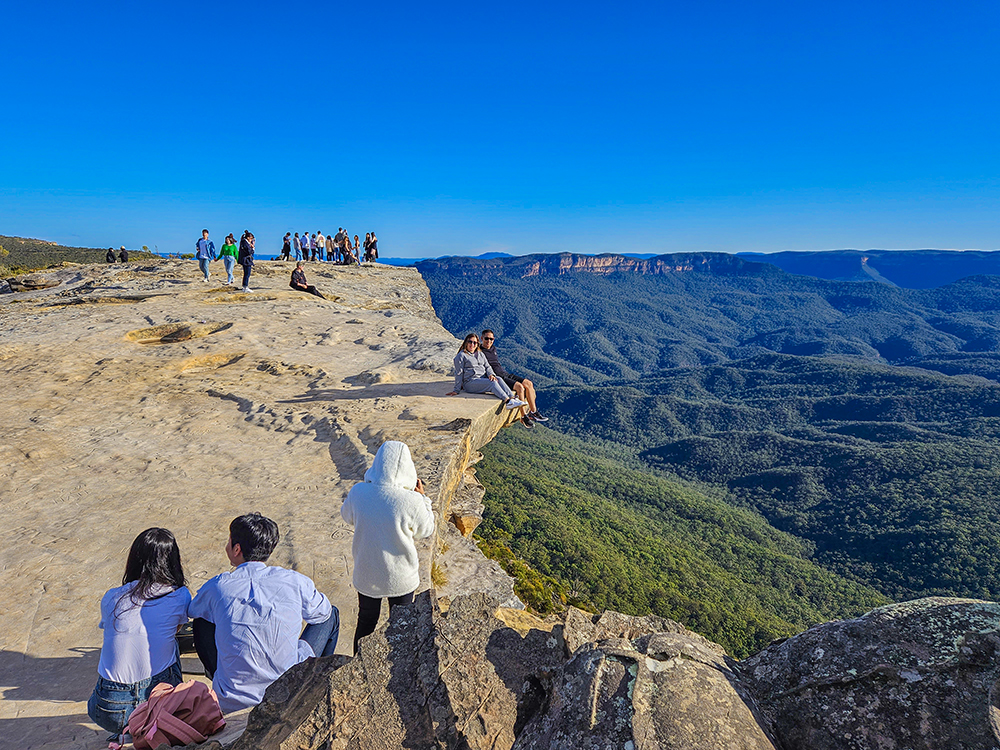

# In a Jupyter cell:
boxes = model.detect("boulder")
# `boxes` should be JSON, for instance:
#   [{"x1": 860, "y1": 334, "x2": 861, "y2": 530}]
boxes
[
  {"x1": 518, "y1": 610, "x2": 777, "y2": 750},
  {"x1": 0, "y1": 278, "x2": 10, "y2": 294},
  {"x1": 231, "y1": 592, "x2": 566, "y2": 750},
  {"x1": 740, "y1": 596, "x2": 1000, "y2": 749},
  {"x1": 233, "y1": 595, "x2": 776, "y2": 750},
  {"x1": 7, "y1": 273, "x2": 61, "y2": 292}
]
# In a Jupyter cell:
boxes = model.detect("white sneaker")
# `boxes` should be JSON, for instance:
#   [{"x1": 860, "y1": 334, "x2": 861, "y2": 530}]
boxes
[
  {"x1": 242, "y1": 287, "x2": 253, "y2": 293},
  {"x1": 505, "y1": 399, "x2": 527, "y2": 410}
]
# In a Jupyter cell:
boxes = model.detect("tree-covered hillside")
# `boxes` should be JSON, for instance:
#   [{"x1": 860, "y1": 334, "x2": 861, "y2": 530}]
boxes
[
  {"x1": 423, "y1": 252, "x2": 1000, "y2": 646},
  {"x1": 418, "y1": 253, "x2": 1000, "y2": 385},
  {"x1": 0, "y1": 234, "x2": 154, "y2": 275},
  {"x1": 541, "y1": 355, "x2": 1000, "y2": 601},
  {"x1": 476, "y1": 426, "x2": 887, "y2": 657}
]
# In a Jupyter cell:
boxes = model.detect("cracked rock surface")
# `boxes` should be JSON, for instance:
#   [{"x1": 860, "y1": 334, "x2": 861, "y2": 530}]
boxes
[{"x1": 740, "y1": 596, "x2": 1000, "y2": 750}]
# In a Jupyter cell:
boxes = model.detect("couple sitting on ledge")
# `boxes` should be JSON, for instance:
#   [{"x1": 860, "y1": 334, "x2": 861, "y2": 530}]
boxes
[
  {"x1": 447, "y1": 329, "x2": 549, "y2": 428},
  {"x1": 89, "y1": 441, "x2": 435, "y2": 744}
]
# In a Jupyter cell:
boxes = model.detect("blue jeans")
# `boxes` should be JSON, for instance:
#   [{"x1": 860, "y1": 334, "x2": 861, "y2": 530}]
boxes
[
  {"x1": 87, "y1": 660, "x2": 183, "y2": 736},
  {"x1": 222, "y1": 256, "x2": 235, "y2": 283},
  {"x1": 301, "y1": 607, "x2": 340, "y2": 657},
  {"x1": 198, "y1": 257, "x2": 211, "y2": 280},
  {"x1": 463, "y1": 377, "x2": 515, "y2": 400}
]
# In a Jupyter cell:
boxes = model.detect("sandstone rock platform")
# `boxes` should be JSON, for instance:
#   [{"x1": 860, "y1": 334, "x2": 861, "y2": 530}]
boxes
[{"x1": 0, "y1": 259, "x2": 520, "y2": 750}]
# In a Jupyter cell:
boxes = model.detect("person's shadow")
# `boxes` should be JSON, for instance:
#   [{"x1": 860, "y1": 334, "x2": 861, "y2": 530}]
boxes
[{"x1": 0, "y1": 647, "x2": 103, "y2": 750}]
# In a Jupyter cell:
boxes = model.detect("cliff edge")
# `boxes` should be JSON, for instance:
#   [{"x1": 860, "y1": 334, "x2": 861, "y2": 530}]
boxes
[{"x1": 0, "y1": 260, "x2": 520, "y2": 750}]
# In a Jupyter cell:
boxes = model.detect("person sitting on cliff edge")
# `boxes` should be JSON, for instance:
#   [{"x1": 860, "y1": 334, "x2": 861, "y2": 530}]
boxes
[
  {"x1": 188, "y1": 513, "x2": 340, "y2": 714},
  {"x1": 446, "y1": 332, "x2": 527, "y2": 411},
  {"x1": 290, "y1": 261, "x2": 326, "y2": 298},
  {"x1": 479, "y1": 328, "x2": 549, "y2": 427}
]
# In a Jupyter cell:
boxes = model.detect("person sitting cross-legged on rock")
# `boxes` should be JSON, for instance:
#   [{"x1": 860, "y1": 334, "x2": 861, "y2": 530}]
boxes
[
  {"x1": 445, "y1": 332, "x2": 527, "y2": 410},
  {"x1": 341, "y1": 440, "x2": 436, "y2": 654},
  {"x1": 479, "y1": 328, "x2": 549, "y2": 427},
  {"x1": 188, "y1": 513, "x2": 339, "y2": 714},
  {"x1": 87, "y1": 528, "x2": 191, "y2": 743},
  {"x1": 289, "y1": 261, "x2": 326, "y2": 298}
]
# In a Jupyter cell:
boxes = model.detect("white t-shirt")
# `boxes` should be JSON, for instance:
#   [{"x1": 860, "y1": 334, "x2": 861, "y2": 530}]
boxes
[{"x1": 97, "y1": 582, "x2": 191, "y2": 684}]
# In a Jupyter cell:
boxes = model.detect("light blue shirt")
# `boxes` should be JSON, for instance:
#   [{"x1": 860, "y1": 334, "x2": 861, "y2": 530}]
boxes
[
  {"x1": 98, "y1": 583, "x2": 191, "y2": 684},
  {"x1": 195, "y1": 238, "x2": 216, "y2": 260},
  {"x1": 188, "y1": 562, "x2": 331, "y2": 713}
]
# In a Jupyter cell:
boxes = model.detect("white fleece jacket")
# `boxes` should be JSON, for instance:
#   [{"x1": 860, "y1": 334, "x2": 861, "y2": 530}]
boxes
[{"x1": 341, "y1": 441, "x2": 436, "y2": 598}]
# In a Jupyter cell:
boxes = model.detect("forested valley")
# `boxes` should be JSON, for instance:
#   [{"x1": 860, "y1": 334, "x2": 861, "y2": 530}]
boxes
[{"x1": 421, "y1": 251, "x2": 1000, "y2": 656}]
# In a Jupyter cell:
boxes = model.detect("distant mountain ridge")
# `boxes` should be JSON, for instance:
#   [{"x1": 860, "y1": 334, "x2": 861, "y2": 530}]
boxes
[
  {"x1": 418, "y1": 252, "x2": 1000, "y2": 385},
  {"x1": 421, "y1": 248, "x2": 1000, "y2": 289},
  {"x1": 737, "y1": 248, "x2": 1000, "y2": 289}
]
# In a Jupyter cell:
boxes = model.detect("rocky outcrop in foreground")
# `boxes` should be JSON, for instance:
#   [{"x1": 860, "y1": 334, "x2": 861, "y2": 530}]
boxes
[{"x1": 233, "y1": 595, "x2": 1000, "y2": 750}]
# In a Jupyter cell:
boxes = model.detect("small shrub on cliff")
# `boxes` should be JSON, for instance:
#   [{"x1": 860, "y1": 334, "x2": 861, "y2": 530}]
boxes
[{"x1": 475, "y1": 536, "x2": 572, "y2": 615}]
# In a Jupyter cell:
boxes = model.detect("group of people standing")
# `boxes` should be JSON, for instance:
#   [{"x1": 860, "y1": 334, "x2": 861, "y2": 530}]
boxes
[
  {"x1": 87, "y1": 441, "x2": 434, "y2": 744},
  {"x1": 195, "y1": 229, "x2": 256, "y2": 291},
  {"x1": 279, "y1": 229, "x2": 378, "y2": 264}
]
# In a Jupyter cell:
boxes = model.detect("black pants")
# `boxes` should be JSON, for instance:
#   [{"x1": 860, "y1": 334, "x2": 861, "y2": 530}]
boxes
[
  {"x1": 289, "y1": 283, "x2": 325, "y2": 298},
  {"x1": 193, "y1": 618, "x2": 218, "y2": 679},
  {"x1": 193, "y1": 612, "x2": 340, "y2": 679},
  {"x1": 354, "y1": 591, "x2": 414, "y2": 654},
  {"x1": 241, "y1": 263, "x2": 252, "y2": 288}
]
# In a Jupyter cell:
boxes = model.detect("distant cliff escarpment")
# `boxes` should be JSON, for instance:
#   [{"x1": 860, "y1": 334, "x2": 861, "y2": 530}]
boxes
[
  {"x1": 417, "y1": 251, "x2": 772, "y2": 279},
  {"x1": 418, "y1": 250, "x2": 1000, "y2": 385}
]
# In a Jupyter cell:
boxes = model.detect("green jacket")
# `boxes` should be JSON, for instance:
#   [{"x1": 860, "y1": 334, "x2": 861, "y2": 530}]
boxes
[{"x1": 219, "y1": 242, "x2": 238, "y2": 258}]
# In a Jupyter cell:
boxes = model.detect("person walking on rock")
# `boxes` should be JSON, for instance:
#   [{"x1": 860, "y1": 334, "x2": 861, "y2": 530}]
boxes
[
  {"x1": 340, "y1": 441, "x2": 435, "y2": 654},
  {"x1": 188, "y1": 513, "x2": 339, "y2": 714},
  {"x1": 196, "y1": 229, "x2": 216, "y2": 282},
  {"x1": 87, "y1": 528, "x2": 190, "y2": 743},
  {"x1": 446, "y1": 333, "x2": 527, "y2": 409},
  {"x1": 293, "y1": 232, "x2": 302, "y2": 261},
  {"x1": 280, "y1": 233, "x2": 292, "y2": 261},
  {"x1": 237, "y1": 230, "x2": 255, "y2": 292},
  {"x1": 219, "y1": 233, "x2": 239, "y2": 285}
]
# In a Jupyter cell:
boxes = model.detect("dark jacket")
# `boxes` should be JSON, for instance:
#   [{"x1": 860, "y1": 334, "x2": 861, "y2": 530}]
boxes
[
  {"x1": 118, "y1": 249, "x2": 128, "y2": 262},
  {"x1": 106, "y1": 249, "x2": 116, "y2": 263},
  {"x1": 290, "y1": 268, "x2": 307, "y2": 289},
  {"x1": 238, "y1": 237, "x2": 254, "y2": 266},
  {"x1": 480, "y1": 345, "x2": 510, "y2": 379}
]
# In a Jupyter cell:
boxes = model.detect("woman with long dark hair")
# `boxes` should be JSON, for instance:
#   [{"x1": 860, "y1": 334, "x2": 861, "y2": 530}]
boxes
[
  {"x1": 87, "y1": 528, "x2": 190, "y2": 742},
  {"x1": 238, "y1": 230, "x2": 255, "y2": 292},
  {"x1": 446, "y1": 333, "x2": 527, "y2": 408}
]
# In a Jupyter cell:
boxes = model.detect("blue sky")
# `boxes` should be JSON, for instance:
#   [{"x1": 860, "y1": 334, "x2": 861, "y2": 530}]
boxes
[{"x1": 2, "y1": 1, "x2": 999, "y2": 257}]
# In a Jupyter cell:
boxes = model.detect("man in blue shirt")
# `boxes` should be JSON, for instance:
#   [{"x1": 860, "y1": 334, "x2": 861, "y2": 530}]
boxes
[
  {"x1": 189, "y1": 513, "x2": 339, "y2": 713},
  {"x1": 195, "y1": 230, "x2": 216, "y2": 282}
]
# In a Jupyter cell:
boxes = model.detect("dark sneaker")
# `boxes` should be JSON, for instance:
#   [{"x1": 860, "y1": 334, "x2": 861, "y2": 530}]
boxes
[
  {"x1": 520, "y1": 416, "x2": 534, "y2": 428},
  {"x1": 530, "y1": 411, "x2": 549, "y2": 422}
]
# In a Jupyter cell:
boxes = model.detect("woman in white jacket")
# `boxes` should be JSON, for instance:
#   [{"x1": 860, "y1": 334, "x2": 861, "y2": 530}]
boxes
[{"x1": 341, "y1": 440, "x2": 436, "y2": 654}]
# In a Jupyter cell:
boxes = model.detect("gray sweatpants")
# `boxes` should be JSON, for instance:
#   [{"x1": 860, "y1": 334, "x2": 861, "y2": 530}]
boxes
[{"x1": 463, "y1": 378, "x2": 516, "y2": 400}]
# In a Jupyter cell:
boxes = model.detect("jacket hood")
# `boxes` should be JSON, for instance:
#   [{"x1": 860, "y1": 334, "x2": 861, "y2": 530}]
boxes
[{"x1": 364, "y1": 441, "x2": 418, "y2": 490}]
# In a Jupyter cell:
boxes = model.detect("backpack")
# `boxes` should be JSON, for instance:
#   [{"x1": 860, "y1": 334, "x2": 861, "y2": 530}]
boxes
[{"x1": 127, "y1": 680, "x2": 226, "y2": 749}]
